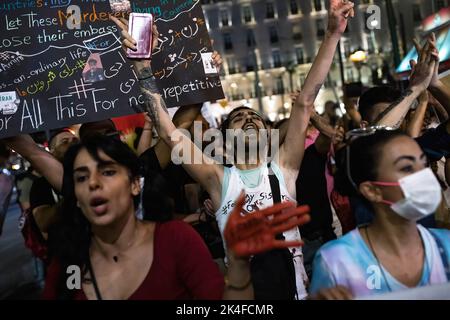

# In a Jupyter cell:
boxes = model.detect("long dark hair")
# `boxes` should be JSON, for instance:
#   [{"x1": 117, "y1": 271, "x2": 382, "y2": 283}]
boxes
[{"x1": 47, "y1": 135, "x2": 141, "y2": 299}]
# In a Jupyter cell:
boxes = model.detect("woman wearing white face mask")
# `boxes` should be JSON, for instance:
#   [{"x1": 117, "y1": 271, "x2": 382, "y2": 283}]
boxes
[{"x1": 309, "y1": 128, "x2": 450, "y2": 299}]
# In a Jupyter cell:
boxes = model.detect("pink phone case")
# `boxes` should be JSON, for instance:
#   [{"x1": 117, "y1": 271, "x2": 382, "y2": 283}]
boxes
[{"x1": 127, "y1": 13, "x2": 153, "y2": 59}]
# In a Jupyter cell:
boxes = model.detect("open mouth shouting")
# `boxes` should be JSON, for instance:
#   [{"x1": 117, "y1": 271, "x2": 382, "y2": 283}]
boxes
[
  {"x1": 90, "y1": 196, "x2": 109, "y2": 215},
  {"x1": 243, "y1": 122, "x2": 258, "y2": 132}
]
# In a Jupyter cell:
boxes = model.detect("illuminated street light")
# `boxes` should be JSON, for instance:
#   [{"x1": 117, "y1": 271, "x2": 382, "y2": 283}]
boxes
[
  {"x1": 350, "y1": 49, "x2": 367, "y2": 81},
  {"x1": 349, "y1": 49, "x2": 367, "y2": 63}
]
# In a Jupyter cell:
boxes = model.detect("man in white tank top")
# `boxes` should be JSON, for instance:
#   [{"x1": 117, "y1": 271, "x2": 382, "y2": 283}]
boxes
[
  {"x1": 137, "y1": 0, "x2": 355, "y2": 299},
  {"x1": 216, "y1": 150, "x2": 309, "y2": 298}
]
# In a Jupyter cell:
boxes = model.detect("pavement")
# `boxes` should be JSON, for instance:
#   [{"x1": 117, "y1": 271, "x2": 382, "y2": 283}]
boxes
[{"x1": 0, "y1": 192, "x2": 44, "y2": 300}]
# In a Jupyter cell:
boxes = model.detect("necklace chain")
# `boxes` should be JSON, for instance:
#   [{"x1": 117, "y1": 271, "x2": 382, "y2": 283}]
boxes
[{"x1": 93, "y1": 223, "x2": 139, "y2": 263}]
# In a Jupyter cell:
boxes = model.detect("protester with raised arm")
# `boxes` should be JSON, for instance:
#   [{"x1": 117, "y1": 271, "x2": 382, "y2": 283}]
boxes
[
  {"x1": 42, "y1": 135, "x2": 310, "y2": 299},
  {"x1": 112, "y1": 0, "x2": 354, "y2": 299}
]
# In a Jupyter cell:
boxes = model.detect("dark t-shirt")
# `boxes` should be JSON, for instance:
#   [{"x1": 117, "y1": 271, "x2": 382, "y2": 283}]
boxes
[
  {"x1": 140, "y1": 147, "x2": 195, "y2": 214},
  {"x1": 416, "y1": 121, "x2": 450, "y2": 162},
  {"x1": 42, "y1": 220, "x2": 225, "y2": 300},
  {"x1": 29, "y1": 177, "x2": 58, "y2": 211},
  {"x1": 296, "y1": 144, "x2": 336, "y2": 241}
]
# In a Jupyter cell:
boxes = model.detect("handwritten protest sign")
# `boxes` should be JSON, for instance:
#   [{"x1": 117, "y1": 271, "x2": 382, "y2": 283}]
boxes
[
  {"x1": 0, "y1": 0, "x2": 224, "y2": 138},
  {"x1": 0, "y1": 1, "x2": 142, "y2": 138},
  {"x1": 133, "y1": 0, "x2": 225, "y2": 107}
]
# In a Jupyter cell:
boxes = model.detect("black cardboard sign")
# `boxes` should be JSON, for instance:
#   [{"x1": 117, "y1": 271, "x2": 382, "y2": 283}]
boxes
[
  {"x1": 0, "y1": 0, "x2": 224, "y2": 138},
  {"x1": 133, "y1": 0, "x2": 225, "y2": 107},
  {"x1": 0, "y1": 1, "x2": 143, "y2": 138}
]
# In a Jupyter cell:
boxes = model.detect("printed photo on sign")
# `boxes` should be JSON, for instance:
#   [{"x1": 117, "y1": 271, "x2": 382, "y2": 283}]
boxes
[
  {"x1": 109, "y1": 0, "x2": 131, "y2": 14},
  {"x1": 82, "y1": 54, "x2": 105, "y2": 84},
  {"x1": 201, "y1": 52, "x2": 218, "y2": 75}
]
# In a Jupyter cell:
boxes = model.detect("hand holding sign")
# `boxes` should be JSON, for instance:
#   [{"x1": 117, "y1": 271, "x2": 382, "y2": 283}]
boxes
[
  {"x1": 110, "y1": 15, "x2": 159, "y2": 72},
  {"x1": 224, "y1": 192, "x2": 310, "y2": 258}
]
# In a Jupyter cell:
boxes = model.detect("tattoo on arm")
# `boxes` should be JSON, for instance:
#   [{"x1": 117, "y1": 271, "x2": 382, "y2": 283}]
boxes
[
  {"x1": 373, "y1": 89, "x2": 413, "y2": 125},
  {"x1": 137, "y1": 67, "x2": 154, "y2": 80},
  {"x1": 137, "y1": 67, "x2": 169, "y2": 130},
  {"x1": 392, "y1": 119, "x2": 404, "y2": 128},
  {"x1": 311, "y1": 112, "x2": 335, "y2": 138},
  {"x1": 306, "y1": 83, "x2": 324, "y2": 103}
]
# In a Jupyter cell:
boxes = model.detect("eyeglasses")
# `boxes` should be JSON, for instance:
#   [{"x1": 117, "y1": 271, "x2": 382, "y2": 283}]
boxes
[{"x1": 345, "y1": 126, "x2": 396, "y2": 192}]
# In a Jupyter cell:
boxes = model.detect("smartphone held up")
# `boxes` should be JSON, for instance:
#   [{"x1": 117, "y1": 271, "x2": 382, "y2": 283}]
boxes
[{"x1": 127, "y1": 13, "x2": 154, "y2": 59}]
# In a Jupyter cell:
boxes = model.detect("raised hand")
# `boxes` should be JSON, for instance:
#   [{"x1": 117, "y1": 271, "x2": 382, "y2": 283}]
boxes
[
  {"x1": 426, "y1": 33, "x2": 441, "y2": 88},
  {"x1": 109, "y1": 15, "x2": 159, "y2": 71},
  {"x1": 110, "y1": 15, "x2": 159, "y2": 54},
  {"x1": 211, "y1": 51, "x2": 223, "y2": 73},
  {"x1": 224, "y1": 192, "x2": 310, "y2": 258},
  {"x1": 327, "y1": 0, "x2": 355, "y2": 36},
  {"x1": 210, "y1": 39, "x2": 223, "y2": 73},
  {"x1": 410, "y1": 34, "x2": 439, "y2": 91}
]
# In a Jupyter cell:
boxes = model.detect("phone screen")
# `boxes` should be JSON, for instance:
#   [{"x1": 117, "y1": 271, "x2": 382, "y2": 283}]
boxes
[{"x1": 127, "y1": 13, "x2": 153, "y2": 59}]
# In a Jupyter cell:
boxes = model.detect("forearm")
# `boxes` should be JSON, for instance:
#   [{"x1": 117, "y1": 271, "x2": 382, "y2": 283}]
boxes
[
  {"x1": 281, "y1": 34, "x2": 340, "y2": 170},
  {"x1": 137, "y1": 125, "x2": 153, "y2": 156},
  {"x1": 137, "y1": 67, "x2": 177, "y2": 144},
  {"x1": 374, "y1": 87, "x2": 420, "y2": 127},
  {"x1": 311, "y1": 111, "x2": 336, "y2": 138},
  {"x1": 429, "y1": 81, "x2": 450, "y2": 114},
  {"x1": 173, "y1": 104, "x2": 202, "y2": 129},
  {"x1": 297, "y1": 33, "x2": 340, "y2": 108},
  {"x1": 281, "y1": 34, "x2": 340, "y2": 169},
  {"x1": 406, "y1": 102, "x2": 428, "y2": 138},
  {"x1": 223, "y1": 255, "x2": 253, "y2": 300},
  {"x1": 4, "y1": 135, "x2": 63, "y2": 192}
]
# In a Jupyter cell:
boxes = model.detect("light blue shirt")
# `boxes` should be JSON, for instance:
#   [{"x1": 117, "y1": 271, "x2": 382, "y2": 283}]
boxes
[{"x1": 310, "y1": 225, "x2": 450, "y2": 298}]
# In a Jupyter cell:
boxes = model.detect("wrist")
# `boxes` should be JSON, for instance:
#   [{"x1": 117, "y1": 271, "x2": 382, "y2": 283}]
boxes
[
  {"x1": 429, "y1": 80, "x2": 444, "y2": 91},
  {"x1": 144, "y1": 122, "x2": 153, "y2": 129},
  {"x1": 408, "y1": 85, "x2": 424, "y2": 96},
  {"x1": 137, "y1": 66, "x2": 154, "y2": 80},
  {"x1": 325, "y1": 30, "x2": 342, "y2": 41}
]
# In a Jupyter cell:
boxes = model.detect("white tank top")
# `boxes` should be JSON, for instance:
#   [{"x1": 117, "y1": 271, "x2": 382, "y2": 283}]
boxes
[{"x1": 216, "y1": 162, "x2": 308, "y2": 299}]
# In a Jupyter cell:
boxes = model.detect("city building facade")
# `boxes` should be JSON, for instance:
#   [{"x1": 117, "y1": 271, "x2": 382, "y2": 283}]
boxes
[{"x1": 201, "y1": 0, "x2": 447, "y2": 119}]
